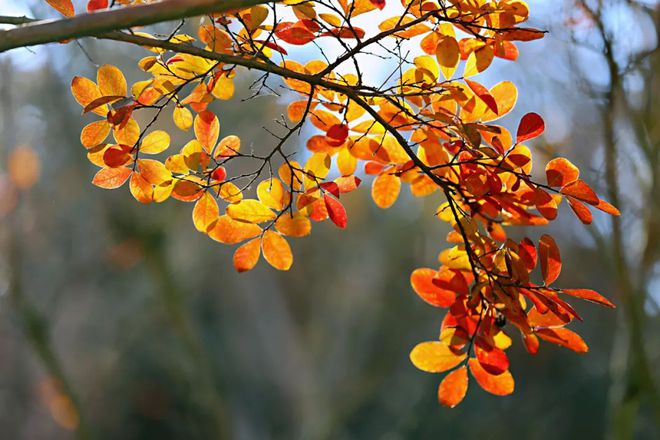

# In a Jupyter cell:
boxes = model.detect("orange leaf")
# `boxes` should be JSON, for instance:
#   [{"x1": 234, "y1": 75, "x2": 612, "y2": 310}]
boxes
[
  {"x1": 539, "y1": 234, "x2": 561, "y2": 285},
  {"x1": 545, "y1": 157, "x2": 579, "y2": 187},
  {"x1": 410, "y1": 268, "x2": 455, "y2": 307},
  {"x1": 262, "y1": 230, "x2": 293, "y2": 270},
  {"x1": 46, "y1": 0, "x2": 75, "y2": 17},
  {"x1": 516, "y1": 112, "x2": 544, "y2": 144},
  {"x1": 208, "y1": 215, "x2": 261, "y2": 244},
  {"x1": 92, "y1": 167, "x2": 131, "y2": 189},
  {"x1": 567, "y1": 198, "x2": 592, "y2": 224},
  {"x1": 193, "y1": 192, "x2": 220, "y2": 232},
  {"x1": 194, "y1": 110, "x2": 220, "y2": 153},
  {"x1": 410, "y1": 341, "x2": 466, "y2": 373},
  {"x1": 275, "y1": 212, "x2": 311, "y2": 237},
  {"x1": 233, "y1": 239, "x2": 261, "y2": 273},
  {"x1": 560, "y1": 179, "x2": 598, "y2": 205},
  {"x1": 594, "y1": 198, "x2": 620, "y2": 216},
  {"x1": 468, "y1": 358, "x2": 514, "y2": 396},
  {"x1": 371, "y1": 173, "x2": 401, "y2": 209},
  {"x1": 438, "y1": 366, "x2": 468, "y2": 408},
  {"x1": 536, "y1": 328, "x2": 588, "y2": 353},
  {"x1": 561, "y1": 289, "x2": 615, "y2": 308}
]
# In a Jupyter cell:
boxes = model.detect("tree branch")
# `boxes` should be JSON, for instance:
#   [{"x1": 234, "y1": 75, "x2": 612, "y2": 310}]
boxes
[{"x1": 0, "y1": 0, "x2": 274, "y2": 53}]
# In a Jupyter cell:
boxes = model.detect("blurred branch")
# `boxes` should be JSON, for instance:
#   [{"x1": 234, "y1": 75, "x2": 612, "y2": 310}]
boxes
[
  {"x1": 7, "y1": 228, "x2": 92, "y2": 440},
  {"x1": 0, "y1": 0, "x2": 274, "y2": 53},
  {"x1": 575, "y1": 0, "x2": 660, "y2": 435}
]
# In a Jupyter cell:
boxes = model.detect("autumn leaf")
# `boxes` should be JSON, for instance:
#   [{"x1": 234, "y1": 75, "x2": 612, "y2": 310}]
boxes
[
  {"x1": 233, "y1": 239, "x2": 261, "y2": 272},
  {"x1": 516, "y1": 112, "x2": 544, "y2": 144},
  {"x1": 468, "y1": 358, "x2": 514, "y2": 396},
  {"x1": 410, "y1": 341, "x2": 466, "y2": 373},
  {"x1": 539, "y1": 234, "x2": 561, "y2": 285},
  {"x1": 438, "y1": 366, "x2": 468, "y2": 408},
  {"x1": 262, "y1": 230, "x2": 293, "y2": 270},
  {"x1": 92, "y1": 167, "x2": 132, "y2": 189},
  {"x1": 46, "y1": 0, "x2": 75, "y2": 17}
]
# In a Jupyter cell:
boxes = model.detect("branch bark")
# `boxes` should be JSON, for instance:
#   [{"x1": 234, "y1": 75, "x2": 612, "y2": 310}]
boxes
[{"x1": 0, "y1": 0, "x2": 273, "y2": 53}]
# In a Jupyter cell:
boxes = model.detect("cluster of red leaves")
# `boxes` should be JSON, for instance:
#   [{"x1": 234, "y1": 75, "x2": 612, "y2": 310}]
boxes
[{"x1": 63, "y1": 0, "x2": 618, "y2": 407}]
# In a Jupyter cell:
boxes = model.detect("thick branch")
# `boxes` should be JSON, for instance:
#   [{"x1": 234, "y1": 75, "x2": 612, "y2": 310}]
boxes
[{"x1": 0, "y1": 0, "x2": 274, "y2": 53}]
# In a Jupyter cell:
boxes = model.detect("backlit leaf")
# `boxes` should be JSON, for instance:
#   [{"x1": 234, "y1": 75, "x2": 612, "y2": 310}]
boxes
[
  {"x1": 227, "y1": 200, "x2": 276, "y2": 223},
  {"x1": 438, "y1": 366, "x2": 468, "y2": 408},
  {"x1": 539, "y1": 234, "x2": 561, "y2": 285},
  {"x1": 468, "y1": 358, "x2": 514, "y2": 396},
  {"x1": 371, "y1": 173, "x2": 401, "y2": 209},
  {"x1": 410, "y1": 341, "x2": 466, "y2": 373},
  {"x1": 193, "y1": 192, "x2": 220, "y2": 232},
  {"x1": 516, "y1": 112, "x2": 544, "y2": 144},
  {"x1": 262, "y1": 230, "x2": 293, "y2": 270},
  {"x1": 233, "y1": 239, "x2": 261, "y2": 273},
  {"x1": 92, "y1": 167, "x2": 131, "y2": 189}
]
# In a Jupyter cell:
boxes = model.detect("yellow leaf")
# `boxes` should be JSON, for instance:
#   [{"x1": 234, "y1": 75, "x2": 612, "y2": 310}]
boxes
[
  {"x1": 215, "y1": 135, "x2": 241, "y2": 158},
  {"x1": 261, "y1": 230, "x2": 293, "y2": 270},
  {"x1": 371, "y1": 174, "x2": 401, "y2": 209},
  {"x1": 279, "y1": 161, "x2": 303, "y2": 191},
  {"x1": 173, "y1": 106, "x2": 193, "y2": 131},
  {"x1": 140, "y1": 130, "x2": 170, "y2": 154},
  {"x1": 275, "y1": 212, "x2": 311, "y2": 237},
  {"x1": 304, "y1": 153, "x2": 331, "y2": 189},
  {"x1": 97, "y1": 64, "x2": 127, "y2": 97},
  {"x1": 136, "y1": 159, "x2": 172, "y2": 185},
  {"x1": 193, "y1": 192, "x2": 220, "y2": 232},
  {"x1": 257, "y1": 178, "x2": 288, "y2": 210},
  {"x1": 217, "y1": 182, "x2": 243, "y2": 203},
  {"x1": 464, "y1": 46, "x2": 494, "y2": 77},
  {"x1": 227, "y1": 200, "x2": 276, "y2": 223},
  {"x1": 211, "y1": 74, "x2": 234, "y2": 100},
  {"x1": 130, "y1": 173, "x2": 153, "y2": 203},
  {"x1": 233, "y1": 239, "x2": 261, "y2": 272},
  {"x1": 410, "y1": 341, "x2": 466, "y2": 373},
  {"x1": 113, "y1": 118, "x2": 140, "y2": 145}
]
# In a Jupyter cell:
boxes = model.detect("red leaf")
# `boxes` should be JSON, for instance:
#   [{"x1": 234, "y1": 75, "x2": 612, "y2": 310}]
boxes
[
  {"x1": 369, "y1": 0, "x2": 386, "y2": 10},
  {"x1": 320, "y1": 181, "x2": 340, "y2": 198},
  {"x1": 516, "y1": 112, "x2": 545, "y2": 144},
  {"x1": 87, "y1": 0, "x2": 108, "y2": 12},
  {"x1": 475, "y1": 346, "x2": 509, "y2": 376},
  {"x1": 539, "y1": 234, "x2": 561, "y2": 285},
  {"x1": 465, "y1": 79, "x2": 498, "y2": 114},
  {"x1": 561, "y1": 289, "x2": 616, "y2": 308},
  {"x1": 324, "y1": 194, "x2": 347, "y2": 228},
  {"x1": 275, "y1": 22, "x2": 316, "y2": 45}
]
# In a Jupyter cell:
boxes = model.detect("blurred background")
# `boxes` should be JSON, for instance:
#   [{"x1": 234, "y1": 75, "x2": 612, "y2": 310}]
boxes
[{"x1": 0, "y1": 0, "x2": 658, "y2": 439}]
